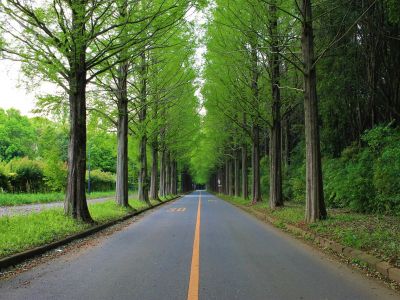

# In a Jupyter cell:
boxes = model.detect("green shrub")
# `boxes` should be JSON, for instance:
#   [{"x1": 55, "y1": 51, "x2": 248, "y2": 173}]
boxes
[
  {"x1": 0, "y1": 164, "x2": 10, "y2": 192},
  {"x1": 86, "y1": 169, "x2": 115, "y2": 192},
  {"x1": 322, "y1": 125, "x2": 400, "y2": 215},
  {"x1": 323, "y1": 147, "x2": 375, "y2": 212},
  {"x1": 370, "y1": 127, "x2": 400, "y2": 214},
  {"x1": 6, "y1": 157, "x2": 45, "y2": 193},
  {"x1": 43, "y1": 158, "x2": 67, "y2": 192}
]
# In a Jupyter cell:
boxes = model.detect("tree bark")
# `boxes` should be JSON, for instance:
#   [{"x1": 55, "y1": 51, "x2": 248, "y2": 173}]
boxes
[
  {"x1": 64, "y1": 7, "x2": 92, "y2": 222},
  {"x1": 228, "y1": 158, "x2": 234, "y2": 196},
  {"x1": 225, "y1": 159, "x2": 229, "y2": 195},
  {"x1": 241, "y1": 144, "x2": 248, "y2": 199},
  {"x1": 115, "y1": 62, "x2": 129, "y2": 208},
  {"x1": 138, "y1": 134, "x2": 149, "y2": 204},
  {"x1": 159, "y1": 148, "x2": 166, "y2": 197},
  {"x1": 269, "y1": 0, "x2": 283, "y2": 209},
  {"x1": 64, "y1": 69, "x2": 92, "y2": 222},
  {"x1": 252, "y1": 125, "x2": 262, "y2": 203},
  {"x1": 234, "y1": 150, "x2": 240, "y2": 197},
  {"x1": 170, "y1": 160, "x2": 177, "y2": 195},
  {"x1": 150, "y1": 140, "x2": 160, "y2": 201},
  {"x1": 165, "y1": 151, "x2": 171, "y2": 195},
  {"x1": 138, "y1": 52, "x2": 150, "y2": 205},
  {"x1": 301, "y1": 0, "x2": 327, "y2": 222}
]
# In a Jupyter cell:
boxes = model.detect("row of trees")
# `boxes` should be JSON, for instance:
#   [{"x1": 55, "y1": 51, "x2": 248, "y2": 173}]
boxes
[
  {"x1": 192, "y1": 0, "x2": 400, "y2": 222},
  {"x1": 0, "y1": 0, "x2": 202, "y2": 222}
]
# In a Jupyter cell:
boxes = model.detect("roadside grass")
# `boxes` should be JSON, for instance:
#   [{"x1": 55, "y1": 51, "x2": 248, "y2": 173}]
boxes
[
  {"x1": 0, "y1": 195, "x2": 178, "y2": 259},
  {"x1": 0, "y1": 191, "x2": 117, "y2": 206},
  {"x1": 220, "y1": 194, "x2": 400, "y2": 268}
]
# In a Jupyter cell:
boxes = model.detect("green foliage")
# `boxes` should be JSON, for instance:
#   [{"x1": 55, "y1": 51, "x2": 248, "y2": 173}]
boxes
[
  {"x1": 86, "y1": 169, "x2": 115, "y2": 192},
  {"x1": 43, "y1": 158, "x2": 67, "y2": 192},
  {"x1": 385, "y1": 0, "x2": 400, "y2": 24},
  {"x1": 0, "y1": 164, "x2": 9, "y2": 191},
  {"x1": 6, "y1": 157, "x2": 45, "y2": 193},
  {"x1": 0, "y1": 109, "x2": 35, "y2": 161},
  {"x1": 323, "y1": 125, "x2": 400, "y2": 214}
]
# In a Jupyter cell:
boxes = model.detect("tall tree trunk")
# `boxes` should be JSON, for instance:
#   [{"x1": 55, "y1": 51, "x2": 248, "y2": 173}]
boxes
[
  {"x1": 234, "y1": 150, "x2": 240, "y2": 197},
  {"x1": 165, "y1": 151, "x2": 171, "y2": 195},
  {"x1": 225, "y1": 159, "x2": 229, "y2": 195},
  {"x1": 138, "y1": 51, "x2": 150, "y2": 205},
  {"x1": 282, "y1": 115, "x2": 290, "y2": 168},
  {"x1": 269, "y1": 0, "x2": 283, "y2": 209},
  {"x1": 64, "y1": 8, "x2": 92, "y2": 222},
  {"x1": 242, "y1": 144, "x2": 248, "y2": 199},
  {"x1": 159, "y1": 149, "x2": 165, "y2": 197},
  {"x1": 64, "y1": 69, "x2": 92, "y2": 222},
  {"x1": 252, "y1": 125, "x2": 262, "y2": 203},
  {"x1": 138, "y1": 135, "x2": 149, "y2": 204},
  {"x1": 301, "y1": 0, "x2": 327, "y2": 222},
  {"x1": 171, "y1": 160, "x2": 177, "y2": 195},
  {"x1": 115, "y1": 62, "x2": 129, "y2": 208},
  {"x1": 228, "y1": 158, "x2": 234, "y2": 196},
  {"x1": 150, "y1": 140, "x2": 160, "y2": 201}
]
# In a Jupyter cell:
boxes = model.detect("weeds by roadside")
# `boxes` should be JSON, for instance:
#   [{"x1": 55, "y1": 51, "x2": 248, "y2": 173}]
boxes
[{"x1": 220, "y1": 194, "x2": 400, "y2": 268}]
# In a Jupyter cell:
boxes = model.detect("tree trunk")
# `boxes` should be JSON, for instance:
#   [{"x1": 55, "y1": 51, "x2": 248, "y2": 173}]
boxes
[
  {"x1": 282, "y1": 115, "x2": 290, "y2": 168},
  {"x1": 269, "y1": 0, "x2": 283, "y2": 209},
  {"x1": 252, "y1": 125, "x2": 262, "y2": 203},
  {"x1": 159, "y1": 148, "x2": 166, "y2": 197},
  {"x1": 64, "y1": 14, "x2": 92, "y2": 221},
  {"x1": 138, "y1": 134, "x2": 149, "y2": 204},
  {"x1": 225, "y1": 159, "x2": 229, "y2": 195},
  {"x1": 234, "y1": 150, "x2": 240, "y2": 197},
  {"x1": 228, "y1": 158, "x2": 234, "y2": 196},
  {"x1": 115, "y1": 62, "x2": 129, "y2": 207},
  {"x1": 150, "y1": 140, "x2": 160, "y2": 201},
  {"x1": 165, "y1": 151, "x2": 171, "y2": 195},
  {"x1": 138, "y1": 51, "x2": 150, "y2": 205},
  {"x1": 301, "y1": 0, "x2": 327, "y2": 222},
  {"x1": 242, "y1": 144, "x2": 248, "y2": 199},
  {"x1": 171, "y1": 160, "x2": 177, "y2": 195}
]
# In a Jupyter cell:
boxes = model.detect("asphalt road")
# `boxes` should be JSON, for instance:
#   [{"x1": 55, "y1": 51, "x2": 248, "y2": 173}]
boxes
[{"x1": 0, "y1": 191, "x2": 398, "y2": 300}]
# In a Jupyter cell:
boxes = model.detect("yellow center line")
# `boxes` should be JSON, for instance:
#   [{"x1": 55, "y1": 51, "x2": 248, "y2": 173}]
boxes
[{"x1": 187, "y1": 191, "x2": 201, "y2": 300}]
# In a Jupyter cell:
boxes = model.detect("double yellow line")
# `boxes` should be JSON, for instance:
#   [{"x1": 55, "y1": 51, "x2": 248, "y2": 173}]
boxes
[{"x1": 187, "y1": 191, "x2": 201, "y2": 300}]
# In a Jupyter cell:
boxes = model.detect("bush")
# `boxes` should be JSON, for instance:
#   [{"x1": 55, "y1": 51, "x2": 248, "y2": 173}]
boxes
[
  {"x1": 43, "y1": 158, "x2": 67, "y2": 192},
  {"x1": 285, "y1": 142, "x2": 306, "y2": 203},
  {"x1": 322, "y1": 125, "x2": 400, "y2": 215},
  {"x1": 7, "y1": 157, "x2": 45, "y2": 193},
  {"x1": 0, "y1": 164, "x2": 10, "y2": 192},
  {"x1": 86, "y1": 169, "x2": 115, "y2": 192},
  {"x1": 323, "y1": 147, "x2": 375, "y2": 212}
]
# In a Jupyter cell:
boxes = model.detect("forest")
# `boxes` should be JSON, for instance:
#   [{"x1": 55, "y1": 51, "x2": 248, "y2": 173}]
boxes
[
  {"x1": 193, "y1": 0, "x2": 400, "y2": 221},
  {"x1": 0, "y1": 0, "x2": 399, "y2": 225}
]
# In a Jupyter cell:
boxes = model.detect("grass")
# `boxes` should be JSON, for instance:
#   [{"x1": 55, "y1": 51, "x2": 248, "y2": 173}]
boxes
[
  {"x1": 0, "y1": 195, "x2": 178, "y2": 258},
  {"x1": 221, "y1": 194, "x2": 400, "y2": 268},
  {"x1": 0, "y1": 191, "x2": 117, "y2": 206}
]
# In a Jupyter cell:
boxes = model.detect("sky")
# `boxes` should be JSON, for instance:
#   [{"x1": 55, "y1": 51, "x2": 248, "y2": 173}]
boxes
[
  {"x1": 0, "y1": 5, "x2": 210, "y2": 117},
  {"x1": 0, "y1": 60, "x2": 39, "y2": 116}
]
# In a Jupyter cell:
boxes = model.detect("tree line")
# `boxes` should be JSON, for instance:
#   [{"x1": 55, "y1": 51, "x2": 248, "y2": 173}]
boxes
[
  {"x1": 0, "y1": 0, "x2": 203, "y2": 222},
  {"x1": 192, "y1": 0, "x2": 400, "y2": 222}
]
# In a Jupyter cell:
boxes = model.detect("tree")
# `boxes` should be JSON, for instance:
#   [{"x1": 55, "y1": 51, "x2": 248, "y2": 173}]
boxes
[{"x1": 0, "y1": 0, "x2": 152, "y2": 221}]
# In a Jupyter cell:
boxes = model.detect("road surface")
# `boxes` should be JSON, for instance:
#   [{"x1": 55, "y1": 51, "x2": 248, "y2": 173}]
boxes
[{"x1": 0, "y1": 191, "x2": 398, "y2": 300}]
